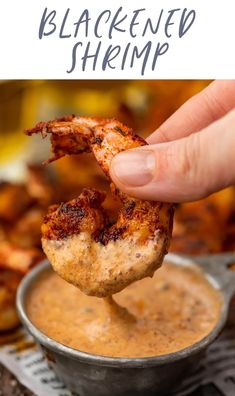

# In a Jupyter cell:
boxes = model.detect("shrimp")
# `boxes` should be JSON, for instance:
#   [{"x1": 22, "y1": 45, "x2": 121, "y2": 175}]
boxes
[
  {"x1": 26, "y1": 116, "x2": 174, "y2": 297},
  {"x1": 0, "y1": 270, "x2": 23, "y2": 331},
  {"x1": 0, "y1": 241, "x2": 43, "y2": 275}
]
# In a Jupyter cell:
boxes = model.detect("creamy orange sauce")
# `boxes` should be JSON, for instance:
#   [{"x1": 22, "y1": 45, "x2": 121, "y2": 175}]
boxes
[{"x1": 27, "y1": 262, "x2": 222, "y2": 358}]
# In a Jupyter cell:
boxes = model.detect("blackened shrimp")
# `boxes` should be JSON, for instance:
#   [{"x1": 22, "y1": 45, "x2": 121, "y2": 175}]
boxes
[{"x1": 26, "y1": 116, "x2": 174, "y2": 297}]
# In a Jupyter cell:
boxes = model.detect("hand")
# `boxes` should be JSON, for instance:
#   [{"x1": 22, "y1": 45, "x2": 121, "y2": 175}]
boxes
[{"x1": 110, "y1": 80, "x2": 235, "y2": 202}]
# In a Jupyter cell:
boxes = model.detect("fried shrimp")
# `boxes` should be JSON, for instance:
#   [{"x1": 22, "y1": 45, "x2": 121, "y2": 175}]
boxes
[
  {"x1": 0, "y1": 241, "x2": 43, "y2": 275},
  {"x1": 26, "y1": 116, "x2": 174, "y2": 297},
  {"x1": 0, "y1": 270, "x2": 22, "y2": 331}
]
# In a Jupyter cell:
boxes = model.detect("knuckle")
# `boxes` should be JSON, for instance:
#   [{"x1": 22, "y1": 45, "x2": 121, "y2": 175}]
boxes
[
  {"x1": 176, "y1": 134, "x2": 206, "y2": 194},
  {"x1": 203, "y1": 84, "x2": 227, "y2": 118},
  {"x1": 156, "y1": 135, "x2": 210, "y2": 200},
  {"x1": 155, "y1": 129, "x2": 170, "y2": 143},
  {"x1": 171, "y1": 135, "x2": 198, "y2": 178}
]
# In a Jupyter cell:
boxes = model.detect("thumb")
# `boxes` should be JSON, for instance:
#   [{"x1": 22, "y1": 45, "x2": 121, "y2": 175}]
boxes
[{"x1": 110, "y1": 110, "x2": 235, "y2": 203}]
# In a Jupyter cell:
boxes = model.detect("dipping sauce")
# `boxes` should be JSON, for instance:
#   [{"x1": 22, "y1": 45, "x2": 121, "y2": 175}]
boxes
[{"x1": 26, "y1": 262, "x2": 222, "y2": 358}]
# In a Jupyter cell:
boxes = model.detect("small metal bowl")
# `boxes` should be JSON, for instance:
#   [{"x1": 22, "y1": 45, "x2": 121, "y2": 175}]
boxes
[{"x1": 17, "y1": 253, "x2": 235, "y2": 396}]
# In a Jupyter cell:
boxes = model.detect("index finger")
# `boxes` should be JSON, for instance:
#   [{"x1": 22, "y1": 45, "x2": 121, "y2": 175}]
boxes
[{"x1": 147, "y1": 80, "x2": 235, "y2": 144}]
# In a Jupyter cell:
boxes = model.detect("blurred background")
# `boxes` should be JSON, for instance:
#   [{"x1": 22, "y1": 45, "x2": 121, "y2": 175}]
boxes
[
  {"x1": 0, "y1": 80, "x2": 209, "y2": 180},
  {"x1": 0, "y1": 79, "x2": 235, "y2": 331},
  {"x1": 1, "y1": 79, "x2": 235, "y2": 251}
]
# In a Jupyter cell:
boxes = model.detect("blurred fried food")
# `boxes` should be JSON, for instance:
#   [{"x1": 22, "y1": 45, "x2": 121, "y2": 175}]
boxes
[
  {"x1": 171, "y1": 187, "x2": 235, "y2": 255},
  {"x1": 0, "y1": 164, "x2": 56, "y2": 331},
  {"x1": 26, "y1": 164, "x2": 54, "y2": 207},
  {"x1": 0, "y1": 270, "x2": 22, "y2": 332},
  {"x1": 0, "y1": 242, "x2": 43, "y2": 274},
  {"x1": 0, "y1": 183, "x2": 32, "y2": 222},
  {"x1": 9, "y1": 208, "x2": 45, "y2": 248}
]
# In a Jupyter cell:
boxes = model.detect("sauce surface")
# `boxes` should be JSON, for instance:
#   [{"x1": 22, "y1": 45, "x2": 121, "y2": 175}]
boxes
[{"x1": 27, "y1": 262, "x2": 222, "y2": 358}]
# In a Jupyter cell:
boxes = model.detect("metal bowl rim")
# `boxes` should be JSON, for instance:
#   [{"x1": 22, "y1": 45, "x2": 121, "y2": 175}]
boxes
[{"x1": 16, "y1": 258, "x2": 228, "y2": 368}]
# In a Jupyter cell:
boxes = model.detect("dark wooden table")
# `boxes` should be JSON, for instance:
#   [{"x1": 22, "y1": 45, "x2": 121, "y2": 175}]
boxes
[{"x1": 0, "y1": 364, "x2": 34, "y2": 396}]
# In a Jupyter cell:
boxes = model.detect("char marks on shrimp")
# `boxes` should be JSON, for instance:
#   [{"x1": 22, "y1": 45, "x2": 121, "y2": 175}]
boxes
[{"x1": 26, "y1": 116, "x2": 174, "y2": 296}]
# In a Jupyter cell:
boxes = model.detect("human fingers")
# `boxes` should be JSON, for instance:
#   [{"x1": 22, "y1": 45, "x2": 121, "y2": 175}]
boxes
[
  {"x1": 111, "y1": 109, "x2": 235, "y2": 202},
  {"x1": 147, "y1": 80, "x2": 235, "y2": 144}
]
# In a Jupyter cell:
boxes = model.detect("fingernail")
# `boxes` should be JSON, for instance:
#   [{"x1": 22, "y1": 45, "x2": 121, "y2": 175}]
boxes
[{"x1": 112, "y1": 150, "x2": 155, "y2": 186}]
